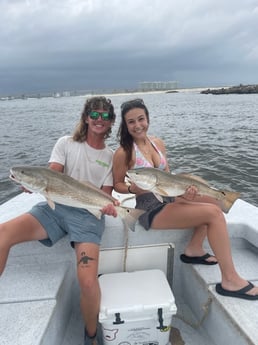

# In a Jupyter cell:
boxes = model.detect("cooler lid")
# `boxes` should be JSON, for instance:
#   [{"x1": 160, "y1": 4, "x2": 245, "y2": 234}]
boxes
[{"x1": 99, "y1": 269, "x2": 176, "y2": 316}]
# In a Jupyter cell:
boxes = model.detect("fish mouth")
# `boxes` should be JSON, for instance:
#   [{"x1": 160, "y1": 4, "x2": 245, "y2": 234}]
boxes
[
  {"x1": 126, "y1": 170, "x2": 137, "y2": 177},
  {"x1": 9, "y1": 168, "x2": 20, "y2": 183},
  {"x1": 9, "y1": 174, "x2": 18, "y2": 183},
  {"x1": 125, "y1": 174, "x2": 132, "y2": 185},
  {"x1": 9, "y1": 169, "x2": 16, "y2": 181},
  {"x1": 125, "y1": 171, "x2": 134, "y2": 180}
]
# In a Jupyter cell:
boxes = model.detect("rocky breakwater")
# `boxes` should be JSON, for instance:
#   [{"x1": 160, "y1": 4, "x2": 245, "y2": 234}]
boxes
[{"x1": 201, "y1": 84, "x2": 258, "y2": 95}]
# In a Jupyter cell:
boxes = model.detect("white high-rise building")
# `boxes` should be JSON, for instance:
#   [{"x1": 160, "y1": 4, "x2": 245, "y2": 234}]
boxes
[{"x1": 139, "y1": 81, "x2": 178, "y2": 91}]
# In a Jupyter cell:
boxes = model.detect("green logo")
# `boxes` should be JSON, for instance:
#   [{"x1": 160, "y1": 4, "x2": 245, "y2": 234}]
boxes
[{"x1": 96, "y1": 160, "x2": 109, "y2": 168}]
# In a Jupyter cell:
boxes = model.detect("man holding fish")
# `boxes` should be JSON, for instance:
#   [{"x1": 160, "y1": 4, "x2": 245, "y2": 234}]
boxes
[
  {"x1": 113, "y1": 98, "x2": 258, "y2": 300},
  {"x1": 0, "y1": 96, "x2": 120, "y2": 345}
]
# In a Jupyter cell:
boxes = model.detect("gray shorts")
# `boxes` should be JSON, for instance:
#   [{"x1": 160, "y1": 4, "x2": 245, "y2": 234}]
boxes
[
  {"x1": 136, "y1": 193, "x2": 175, "y2": 230},
  {"x1": 28, "y1": 202, "x2": 105, "y2": 247}
]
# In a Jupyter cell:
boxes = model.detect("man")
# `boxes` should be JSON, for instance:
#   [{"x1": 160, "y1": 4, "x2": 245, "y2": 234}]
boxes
[{"x1": 0, "y1": 96, "x2": 118, "y2": 345}]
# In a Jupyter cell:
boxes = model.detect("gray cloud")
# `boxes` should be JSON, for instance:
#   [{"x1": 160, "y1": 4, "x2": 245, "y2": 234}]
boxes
[{"x1": 1, "y1": 0, "x2": 258, "y2": 96}]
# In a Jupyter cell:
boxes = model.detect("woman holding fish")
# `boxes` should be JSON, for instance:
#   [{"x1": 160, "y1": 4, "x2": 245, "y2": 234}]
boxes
[{"x1": 113, "y1": 98, "x2": 258, "y2": 300}]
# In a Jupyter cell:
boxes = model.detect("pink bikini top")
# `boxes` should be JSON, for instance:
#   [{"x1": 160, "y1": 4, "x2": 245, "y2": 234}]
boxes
[{"x1": 133, "y1": 139, "x2": 167, "y2": 170}]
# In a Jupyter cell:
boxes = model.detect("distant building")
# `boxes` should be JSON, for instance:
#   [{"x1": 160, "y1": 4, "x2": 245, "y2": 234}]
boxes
[
  {"x1": 62, "y1": 91, "x2": 71, "y2": 97},
  {"x1": 139, "y1": 81, "x2": 178, "y2": 91}
]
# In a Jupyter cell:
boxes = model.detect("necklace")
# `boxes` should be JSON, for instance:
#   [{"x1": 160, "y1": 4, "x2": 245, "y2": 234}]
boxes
[{"x1": 137, "y1": 139, "x2": 151, "y2": 155}]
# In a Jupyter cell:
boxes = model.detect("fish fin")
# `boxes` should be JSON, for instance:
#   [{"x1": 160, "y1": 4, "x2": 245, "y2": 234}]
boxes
[
  {"x1": 155, "y1": 187, "x2": 170, "y2": 197},
  {"x1": 80, "y1": 180, "x2": 97, "y2": 188},
  {"x1": 179, "y1": 173, "x2": 210, "y2": 186},
  {"x1": 153, "y1": 193, "x2": 164, "y2": 203},
  {"x1": 122, "y1": 207, "x2": 145, "y2": 232},
  {"x1": 46, "y1": 197, "x2": 55, "y2": 210},
  {"x1": 220, "y1": 190, "x2": 241, "y2": 213}
]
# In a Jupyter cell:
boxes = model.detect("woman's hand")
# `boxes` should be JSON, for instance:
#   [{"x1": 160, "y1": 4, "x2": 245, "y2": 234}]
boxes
[
  {"x1": 183, "y1": 185, "x2": 199, "y2": 200},
  {"x1": 127, "y1": 182, "x2": 144, "y2": 194}
]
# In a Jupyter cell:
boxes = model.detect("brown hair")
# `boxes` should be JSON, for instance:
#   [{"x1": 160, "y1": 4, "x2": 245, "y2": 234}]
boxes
[{"x1": 117, "y1": 99, "x2": 149, "y2": 166}]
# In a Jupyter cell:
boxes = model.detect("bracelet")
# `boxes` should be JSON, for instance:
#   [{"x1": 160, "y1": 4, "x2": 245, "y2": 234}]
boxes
[{"x1": 128, "y1": 185, "x2": 134, "y2": 194}]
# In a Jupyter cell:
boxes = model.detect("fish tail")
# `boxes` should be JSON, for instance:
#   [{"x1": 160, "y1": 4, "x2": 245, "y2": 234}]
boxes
[
  {"x1": 221, "y1": 190, "x2": 241, "y2": 213},
  {"x1": 123, "y1": 208, "x2": 145, "y2": 231}
]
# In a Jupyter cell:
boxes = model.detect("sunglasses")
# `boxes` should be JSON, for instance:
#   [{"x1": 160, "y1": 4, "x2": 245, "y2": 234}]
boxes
[
  {"x1": 89, "y1": 111, "x2": 111, "y2": 121},
  {"x1": 121, "y1": 98, "x2": 145, "y2": 110}
]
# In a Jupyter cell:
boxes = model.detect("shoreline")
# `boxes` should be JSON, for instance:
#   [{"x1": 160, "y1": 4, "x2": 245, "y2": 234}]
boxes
[
  {"x1": 1, "y1": 86, "x2": 231, "y2": 101},
  {"x1": 86, "y1": 86, "x2": 230, "y2": 98},
  {"x1": 201, "y1": 84, "x2": 258, "y2": 94}
]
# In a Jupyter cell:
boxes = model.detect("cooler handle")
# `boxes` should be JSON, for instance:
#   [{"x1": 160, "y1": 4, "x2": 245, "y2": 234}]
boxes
[
  {"x1": 113, "y1": 312, "x2": 125, "y2": 324},
  {"x1": 156, "y1": 308, "x2": 167, "y2": 330}
]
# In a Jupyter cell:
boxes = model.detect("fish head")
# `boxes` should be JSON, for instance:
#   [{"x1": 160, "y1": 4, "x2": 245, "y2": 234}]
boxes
[
  {"x1": 10, "y1": 166, "x2": 48, "y2": 193},
  {"x1": 126, "y1": 168, "x2": 157, "y2": 191}
]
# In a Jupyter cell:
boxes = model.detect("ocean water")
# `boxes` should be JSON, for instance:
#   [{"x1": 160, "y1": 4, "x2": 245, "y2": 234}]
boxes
[{"x1": 0, "y1": 91, "x2": 257, "y2": 207}]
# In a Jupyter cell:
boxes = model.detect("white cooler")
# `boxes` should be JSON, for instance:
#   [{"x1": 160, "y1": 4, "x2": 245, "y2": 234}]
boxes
[{"x1": 99, "y1": 269, "x2": 177, "y2": 345}]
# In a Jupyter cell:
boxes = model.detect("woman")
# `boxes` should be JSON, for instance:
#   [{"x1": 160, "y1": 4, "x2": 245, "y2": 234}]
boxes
[{"x1": 113, "y1": 98, "x2": 258, "y2": 300}]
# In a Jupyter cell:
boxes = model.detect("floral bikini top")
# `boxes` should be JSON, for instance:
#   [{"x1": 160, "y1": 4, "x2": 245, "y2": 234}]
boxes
[{"x1": 133, "y1": 138, "x2": 167, "y2": 170}]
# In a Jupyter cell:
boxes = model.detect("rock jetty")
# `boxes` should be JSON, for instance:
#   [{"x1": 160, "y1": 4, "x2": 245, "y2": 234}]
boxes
[{"x1": 201, "y1": 84, "x2": 258, "y2": 95}]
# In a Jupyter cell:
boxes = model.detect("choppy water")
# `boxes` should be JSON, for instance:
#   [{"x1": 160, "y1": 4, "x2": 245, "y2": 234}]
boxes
[{"x1": 0, "y1": 91, "x2": 257, "y2": 206}]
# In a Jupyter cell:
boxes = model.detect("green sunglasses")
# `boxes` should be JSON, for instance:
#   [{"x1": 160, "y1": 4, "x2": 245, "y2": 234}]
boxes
[{"x1": 89, "y1": 111, "x2": 111, "y2": 121}]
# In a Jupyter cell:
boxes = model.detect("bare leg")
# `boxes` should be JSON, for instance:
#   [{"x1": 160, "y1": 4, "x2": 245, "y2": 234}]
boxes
[
  {"x1": 0, "y1": 214, "x2": 48, "y2": 275},
  {"x1": 183, "y1": 224, "x2": 217, "y2": 263},
  {"x1": 151, "y1": 202, "x2": 258, "y2": 296},
  {"x1": 175, "y1": 196, "x2": 220, "y2": 263},
  {"x1": 75, "y1": 242, "x2": 100, "y2": 338},
  {"x1": 185, "y1": 224, "x2": 207, "y2": 255}
]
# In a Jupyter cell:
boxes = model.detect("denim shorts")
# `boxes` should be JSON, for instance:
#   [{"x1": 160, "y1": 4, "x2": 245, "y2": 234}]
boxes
[
  {"x1": 135, "y1": 193, "x2": 175, "y2": 230},
  {"x1": 28, "y1": 202, "x2": 105, "y2": 247}
]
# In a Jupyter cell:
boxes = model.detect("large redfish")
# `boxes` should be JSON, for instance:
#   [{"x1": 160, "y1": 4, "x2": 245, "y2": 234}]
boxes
[
  {"x1": 127, "y1": 167, "x2": 240, "y2": 213},
  {"x1": 10, "y1": 166, "x2": 144, "y2": 231}
]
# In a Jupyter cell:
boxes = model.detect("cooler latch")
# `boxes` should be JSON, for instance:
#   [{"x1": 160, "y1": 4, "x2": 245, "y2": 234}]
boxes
[
  {"x1": 156, "y1": 308, "x2": 167, "y2": 330},
  {"x1": 113, "y1": 312, "x2": 124, "y2": 324}
]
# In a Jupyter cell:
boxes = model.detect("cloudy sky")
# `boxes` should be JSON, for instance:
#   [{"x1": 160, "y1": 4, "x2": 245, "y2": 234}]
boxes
[{"x1": 1, "y1": 0, "x2": 258, "y2": 96}]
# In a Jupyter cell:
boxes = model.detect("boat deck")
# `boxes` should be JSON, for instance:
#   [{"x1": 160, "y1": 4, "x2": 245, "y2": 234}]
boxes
[{"x1": 0, "y1": 193, "x2": 258, "y2": 345}]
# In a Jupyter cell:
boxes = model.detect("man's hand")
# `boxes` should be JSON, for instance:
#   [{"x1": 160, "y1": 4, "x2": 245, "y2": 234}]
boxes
[
  {"x1": 21, "y1": 186, "x2": 32, "y2": 194},
  {"x1": 101, "y1": 200, "x2": 120, "y2": 217}
]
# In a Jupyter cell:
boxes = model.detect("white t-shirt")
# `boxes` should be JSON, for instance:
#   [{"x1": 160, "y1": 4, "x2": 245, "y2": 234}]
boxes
[{"x1": 48, "y1": 135, "x2": 113, "y2": 188}]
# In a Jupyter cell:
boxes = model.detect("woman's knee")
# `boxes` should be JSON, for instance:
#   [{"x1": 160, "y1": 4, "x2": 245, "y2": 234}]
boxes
[
  {"x1": 0, "y1": 223, "x2": 11, "y2": 246},
  {"x1": 207, "y1": 204, "x2": 225, "y2": 221}
]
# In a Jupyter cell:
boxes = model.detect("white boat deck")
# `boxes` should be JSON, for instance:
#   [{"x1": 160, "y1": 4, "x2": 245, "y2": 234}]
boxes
[{"x1": 0, "y1": 193, "x2": 258, "y2": 345}]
